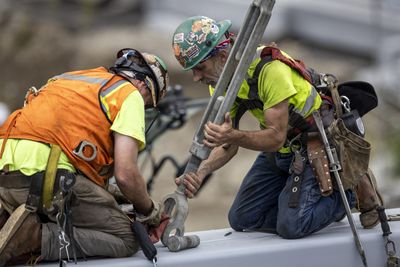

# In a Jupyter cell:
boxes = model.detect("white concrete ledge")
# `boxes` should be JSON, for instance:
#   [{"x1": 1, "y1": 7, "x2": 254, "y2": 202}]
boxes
[{"x1": 29, "y1": 208, "x2": 400, "y2": 267}]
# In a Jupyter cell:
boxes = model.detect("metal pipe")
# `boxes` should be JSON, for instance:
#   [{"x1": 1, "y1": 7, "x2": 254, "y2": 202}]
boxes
[
  {"x1": 161, "y1": 0, "x2": 276, "y2": 252},
  {"x1": 313, "y1": 110, "x2": 368, "y2": 267}
]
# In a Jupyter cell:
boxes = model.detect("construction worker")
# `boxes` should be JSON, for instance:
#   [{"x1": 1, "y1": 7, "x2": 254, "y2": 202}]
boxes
[
  {"x1": 172, "y1": 16, "x2": 382, "y2": 238},
  {"x1": 0, "y1": 48, "x2": 169, "y2": 265}
]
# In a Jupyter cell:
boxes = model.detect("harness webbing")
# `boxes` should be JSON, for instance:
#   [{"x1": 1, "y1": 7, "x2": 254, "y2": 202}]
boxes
[
  {"x1": 232, "y1": 47, "x2": 320, "y2": 135},
  {"x1": 260, "y1": 47, "x2": 315, "y2": 84},
  {"x1": 42, "y1": 144, "x2": 62, "y2": 210},
  {"x1": 232, "y1": 55, "x2": 271, "y2": 129}
]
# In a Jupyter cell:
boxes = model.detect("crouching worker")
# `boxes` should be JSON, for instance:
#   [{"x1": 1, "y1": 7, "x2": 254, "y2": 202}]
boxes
[
  {"x1": 0, "y1": 48, "x2": 169, "y2": 265},
  {"x1": 172, "y1": 16, "x2": 382, "y2": 239}
]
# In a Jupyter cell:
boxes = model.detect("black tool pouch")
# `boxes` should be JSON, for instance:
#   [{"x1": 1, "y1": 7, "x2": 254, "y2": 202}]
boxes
[
  {"x1": 26, "y1": 171, "x2": 46, "y2": 213},
  {"x1": 27, "y1": 170, "x2": 76, "y2": 222}
]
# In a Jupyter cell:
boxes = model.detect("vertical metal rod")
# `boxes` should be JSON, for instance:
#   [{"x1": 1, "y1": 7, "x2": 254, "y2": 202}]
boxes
[
  {"x1": 161, "y1": 0, "x2": 276, "y2": 252},
  {"x1": 313, "y1": 111, "x2": 368, "y2": 267}
]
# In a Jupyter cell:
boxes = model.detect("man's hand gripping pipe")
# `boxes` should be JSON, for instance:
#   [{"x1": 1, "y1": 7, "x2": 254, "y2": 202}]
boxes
[
  {"x1": 161, "y1": 0, "x2": 276, "y2": 252},
  {"x1": 313, "y1": 110, "x2": 368, "y2": 267}
]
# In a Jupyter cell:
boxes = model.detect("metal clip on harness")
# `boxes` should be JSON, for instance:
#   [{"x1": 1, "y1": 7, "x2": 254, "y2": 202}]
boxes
[
  {"x1": 72, "y1": 140, "x2": 97, "y2": 162},
  {"x1": 161, "y1": 0, "x2": 276, "y2": 252},
  {"x1": 24, "y1": 86, "x2": 40, "y2": 107},
  {"x1": 377, "y1": 206, "x2": 400, "y2": 267}
]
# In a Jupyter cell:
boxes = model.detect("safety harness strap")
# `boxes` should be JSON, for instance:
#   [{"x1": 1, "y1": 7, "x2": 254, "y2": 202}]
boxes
[
  {"x1": 260, "y1": 46, "x2": 314, "y2": 84},
  {"x1": 233, "y1": 98, "x2": 263, "y2": 129},
  {"x1": 25, "y1": 172, "x2": 45, "y2": 213},
  {"x1": 0, "y1": 171, "x2": 32, "y2": 188},
  {"x1": 247, "y1": 55, "x2": 273, "y2": 99},
  {"x1": 232, "y1": 55, "x2": 271, "y2": 128},
  {"x1": 330, "y1": 84, "x2": 343, "y2": 118},
  {"x1": 233, "y1": 48, "x2": 316, "y2": 133},
  {"x1": 42, "y1": 144, "x2": 62, "y2": 211}
]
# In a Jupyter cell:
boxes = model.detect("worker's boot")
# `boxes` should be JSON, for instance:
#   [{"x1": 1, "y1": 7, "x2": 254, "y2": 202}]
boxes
[
  {"x1": 0, "y1": 204, "x2": 41, "y2": 267},
  {"x1": 355, "y1": 168, "x2": 383, "y2": 229}
]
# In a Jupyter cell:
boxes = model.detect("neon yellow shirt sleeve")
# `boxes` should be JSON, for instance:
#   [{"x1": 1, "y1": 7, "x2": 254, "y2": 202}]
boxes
[
  {"x1": 110, "y1": 90, "x2": 146, "y2": 151},
  {"x1": 258, "y1": 60, "x2": 297, "y2": 110}
]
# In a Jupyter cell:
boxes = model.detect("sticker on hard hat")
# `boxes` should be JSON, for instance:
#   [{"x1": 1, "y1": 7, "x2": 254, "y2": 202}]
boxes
[
  {"x1": 185, "y1": 45, "x2": 200, "y2": 60},
  {"x1": 174, "y1": 33, "x2": 184, "y2": 43}
]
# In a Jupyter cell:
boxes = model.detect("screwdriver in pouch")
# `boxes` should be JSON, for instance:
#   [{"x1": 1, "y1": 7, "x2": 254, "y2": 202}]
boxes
[{"x1": 131, "y1": 221, "x2": 158, "y2": 266}]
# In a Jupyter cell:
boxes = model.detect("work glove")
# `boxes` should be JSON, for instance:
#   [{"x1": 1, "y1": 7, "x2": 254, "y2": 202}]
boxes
[
  {"x1": 135, "y1": 200, "x2": 170, "y2": 243},
  {"x1": 135, "y1": 199, "x2": 163, "y2": 228},
  {"x1": 147, "y1": 213, "x2": 170, "y2": 244}
]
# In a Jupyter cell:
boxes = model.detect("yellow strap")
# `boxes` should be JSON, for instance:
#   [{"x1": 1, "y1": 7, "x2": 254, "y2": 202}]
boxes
[
  {"x1": 42, "y1": 144, "x2": 62, "y2": 210},
  {"x1": 330, "y1": 84, "x2": 343, "y2": 118}
]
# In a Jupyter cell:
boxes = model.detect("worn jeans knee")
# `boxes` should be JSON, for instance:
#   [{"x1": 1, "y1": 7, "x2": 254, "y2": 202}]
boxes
[
  {"x1": 277, "y1": 189, "x2": 356, "y2": 239},
  {"x1": 276, "y1": 163, "x2": 356, "y2": 239},
  {"x1": 228, "y1": 152, "x2": 291, "y2": 231},
  {"x1": 228, "y1": 208, "x2": 244, "y2": 231},
  {"x1": 228, "y1": 189, "x2": 268, "y2": 231}
]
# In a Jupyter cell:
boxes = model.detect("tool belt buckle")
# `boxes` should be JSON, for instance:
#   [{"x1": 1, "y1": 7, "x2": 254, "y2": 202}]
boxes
[{"x1": 25, "y1": 195, "x2": 40, "y2": 213}]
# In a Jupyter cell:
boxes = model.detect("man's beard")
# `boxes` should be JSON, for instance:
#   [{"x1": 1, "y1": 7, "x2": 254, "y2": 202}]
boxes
[{"x1": 202, "y1": 60, "x2": 224, "y2": 87}]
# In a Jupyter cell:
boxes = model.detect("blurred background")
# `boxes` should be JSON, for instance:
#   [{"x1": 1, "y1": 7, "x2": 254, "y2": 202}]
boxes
[{"x1": 0, "y1": 0, "x2": 399, "y2": 231}]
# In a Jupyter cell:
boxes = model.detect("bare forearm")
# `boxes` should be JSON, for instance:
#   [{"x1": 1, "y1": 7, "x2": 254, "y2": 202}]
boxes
[
  {"x1": 116, "y1": 174, "x2": 152, "y2": 215},
  {"x1": 197, "y1": 145, "x2": 237, "y2": 178},
  {"x1": 178, "y1": 144, "x2": 237, "y2": 198},
  {"x1": 113, "y1": 132, "x2": 153, "y2": 215},
  {"x1": 228, "y1": 127, "x2": 286, "y2": 152},
  {"x1": 203, "y1": 103, "x2": 288, "y2": 152}
]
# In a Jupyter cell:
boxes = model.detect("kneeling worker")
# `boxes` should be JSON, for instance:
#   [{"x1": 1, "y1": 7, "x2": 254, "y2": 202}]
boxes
[{"x1": 0, "y1": 48, "x2": 169, "y2": 265}]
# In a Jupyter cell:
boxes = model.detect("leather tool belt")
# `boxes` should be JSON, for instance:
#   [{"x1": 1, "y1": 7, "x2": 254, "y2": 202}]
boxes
[{"x1": 307, "y1": 133, "x2": 333, "y2": 196}]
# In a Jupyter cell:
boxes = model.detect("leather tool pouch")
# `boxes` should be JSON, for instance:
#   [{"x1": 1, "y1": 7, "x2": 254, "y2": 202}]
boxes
[
  {"x1": 327, "y1": 118, "x2": 371, "y2": 190},
  {"x1": 307, "y1": 133, "x2": 333, "y2": 196}
]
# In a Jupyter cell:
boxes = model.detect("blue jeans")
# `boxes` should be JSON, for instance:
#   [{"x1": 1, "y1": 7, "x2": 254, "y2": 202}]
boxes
[{"x1": 228, "y1": 152, "x2": 355, "y2": 239}]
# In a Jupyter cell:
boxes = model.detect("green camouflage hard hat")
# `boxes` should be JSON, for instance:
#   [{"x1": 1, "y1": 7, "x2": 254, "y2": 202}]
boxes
[{"x1": 172, "y1": 16, "x2": 232, "y2": 70}]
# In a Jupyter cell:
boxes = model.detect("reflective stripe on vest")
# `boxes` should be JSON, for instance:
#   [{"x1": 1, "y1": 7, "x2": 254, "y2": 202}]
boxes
[
  {"x1": 54, "y1": 71, "x2": 132, "y2": 121},
  {"x1": 53, "y1": 73, "x2": 109, "y2": 87},
  {"x1": 99, "y1": 80, "x2": 131, "y2": 120},
  {"x1": 292, "y1": 86, "x2": 319, "y2": 117}
]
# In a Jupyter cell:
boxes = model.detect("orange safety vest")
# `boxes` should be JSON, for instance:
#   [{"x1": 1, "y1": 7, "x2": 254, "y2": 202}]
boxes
[{"x1": 0, "y1": 67, "x2": 137, "y2": 187}]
